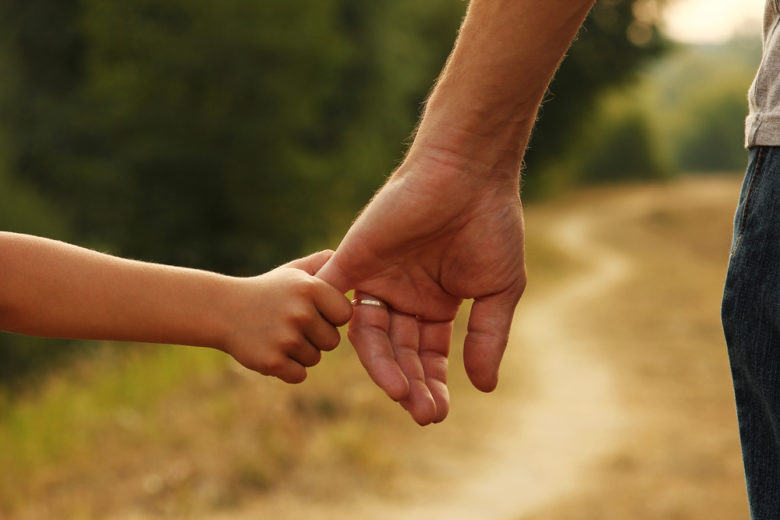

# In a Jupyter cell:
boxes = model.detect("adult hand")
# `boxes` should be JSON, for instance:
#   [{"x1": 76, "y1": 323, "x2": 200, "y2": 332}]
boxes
[
  {"x1": 314, "y1": 0, "x2": 594, "y2": 425},
  {"x1": 317, "y1": 155, "x2": 526, "y2": 425}
]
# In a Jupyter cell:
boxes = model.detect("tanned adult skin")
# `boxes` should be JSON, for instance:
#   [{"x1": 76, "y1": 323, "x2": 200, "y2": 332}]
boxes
[{"x1": 318, "y1": 0, "x2": 596, "y2": 425}]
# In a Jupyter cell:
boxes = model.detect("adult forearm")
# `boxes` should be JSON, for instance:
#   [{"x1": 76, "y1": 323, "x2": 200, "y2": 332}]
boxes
[
  {"x1": 0, "y1": 232, "x2": 232, "y2": 347},
  {"x1": 409, "y1": 0, "x2": 595, "y2": 179}
]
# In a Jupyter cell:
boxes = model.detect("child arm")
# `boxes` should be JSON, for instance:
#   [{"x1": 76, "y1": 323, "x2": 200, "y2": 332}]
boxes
[{"x1": 0, "y1": 233, "x2": 352, "y2": 382}]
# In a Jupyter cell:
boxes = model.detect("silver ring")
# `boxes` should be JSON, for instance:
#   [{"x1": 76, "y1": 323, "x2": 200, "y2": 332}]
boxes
[{"x1": 351, "y1": 296, "x2": 387, "y2": 309}]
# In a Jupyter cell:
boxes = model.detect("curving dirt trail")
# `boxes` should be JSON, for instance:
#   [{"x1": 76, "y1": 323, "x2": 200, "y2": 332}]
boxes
[
  {"x1": 219, "y1": 177, "x2": 746, "y2": 520},
  {"x1": 364, "y1": 213, "x2": 636, "y2": 520}
]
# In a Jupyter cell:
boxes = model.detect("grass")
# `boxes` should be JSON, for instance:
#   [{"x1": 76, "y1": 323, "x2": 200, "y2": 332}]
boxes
[
  {"x1": 0, "y1": 311, "x2": 485, "y2": 519},
  {"x1": 0, "y1": 175, "x2": 748, "y2": 519},
  {"x1": 0, "y1": 344, "x2": 227, "y2": 513}
]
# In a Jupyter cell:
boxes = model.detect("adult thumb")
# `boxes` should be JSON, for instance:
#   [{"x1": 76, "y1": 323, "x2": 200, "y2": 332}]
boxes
[{"x1": 463, "y1": 288, "x2": 522, "y2": 392}]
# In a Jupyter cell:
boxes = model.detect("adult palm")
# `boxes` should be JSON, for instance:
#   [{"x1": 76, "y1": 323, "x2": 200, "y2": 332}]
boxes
[{"x1": 317, "y1": 158, "x2": 527, "y2": 425}]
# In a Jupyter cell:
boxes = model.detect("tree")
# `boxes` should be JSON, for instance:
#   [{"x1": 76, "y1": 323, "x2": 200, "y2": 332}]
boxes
[
  {"x1": 522, "y1": 0, "x2": 668, "y2": 196},
  {"x1": 0, "y1": 0, "x2": 465, "y2": 274},
  {"x1": 675, "y1": 84, "x2": 750, "y2": 173},
  {"x1": 0, "y1": 0, "x2": 669, "y2": 384},
  {"x1": 578, "y1": 103, "x2": 670, "y2": 184},
  {"x1": 0, "y1": 0, "x2": 666, "y2": 269}
]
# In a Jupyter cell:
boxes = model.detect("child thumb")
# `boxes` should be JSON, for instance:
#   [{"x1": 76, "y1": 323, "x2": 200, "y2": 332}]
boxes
[{"x1": 283, "y1": 250, "x2": 334, "y2": 275}]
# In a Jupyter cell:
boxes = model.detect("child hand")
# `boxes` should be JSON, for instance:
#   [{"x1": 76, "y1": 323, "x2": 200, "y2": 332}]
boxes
[{"x1": 222, "y1": 250, "x2": 353, "y2": 383}]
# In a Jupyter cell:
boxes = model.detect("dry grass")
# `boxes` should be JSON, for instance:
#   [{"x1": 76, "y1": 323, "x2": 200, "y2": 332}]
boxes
[
  {"x1": 0, "y1": 343, "x2": 411, "y2": 518},
  {"x1": 0, "y1": 301, "x2": 500, "y2": 519},
  {"x1": 0, "y1": 175, "x2": 750, "y2": 519}
]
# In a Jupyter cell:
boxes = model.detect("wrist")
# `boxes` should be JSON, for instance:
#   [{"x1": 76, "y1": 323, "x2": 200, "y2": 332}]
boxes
[
  {"x1": 399, "y1": 127, "x2": 523, "y2": 199},
  {"x1": 404, "y1": 83, "x2": 537, "y2": 187},
  {"x1": 204, "y1": 274, "x2": 242, "y2": 353},
  {"x1": 407, "y1": 127, "x2": 526, "y2": 182}
]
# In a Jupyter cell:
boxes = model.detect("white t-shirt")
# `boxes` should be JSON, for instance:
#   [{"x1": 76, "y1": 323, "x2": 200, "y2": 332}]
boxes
[{"x1": 746, "y1": 1, "x2": 780, "y2": 147}]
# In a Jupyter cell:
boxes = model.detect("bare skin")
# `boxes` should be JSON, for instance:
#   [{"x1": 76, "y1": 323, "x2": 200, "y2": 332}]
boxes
[
  {"x1": 0, "y1": 233, "x2": 352, "y2": 383},
  {"x1": 318, "y1": 0, "x2": 596, "y2": 425}
]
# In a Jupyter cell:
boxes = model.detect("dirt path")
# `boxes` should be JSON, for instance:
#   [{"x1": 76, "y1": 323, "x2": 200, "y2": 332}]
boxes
[
  {"x1": 311, "y1": 210, "x2": 635, "y2": 520},
  {"x1": 217, "y1": 180, "x2": 748, "y2": 520},
  {"x1": 5, "y1": 177, "x2": 745, "y2": 520},
  {"x1": 210, "y1": 179, "x2": 744, "y2": 520}
]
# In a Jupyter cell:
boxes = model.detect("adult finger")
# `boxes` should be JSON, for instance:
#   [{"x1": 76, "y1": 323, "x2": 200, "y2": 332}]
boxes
[
  {"x1": 463, "y1": 288, "x2": 521, "y2": 392},
  {"x1": 348, "y1": 293, "x2": 410, "y2": 401},
  {"x1": 389, "y1": 312, "x2": 436, "y2": 426},
  {"x1": 419, "y1": 320, "x2": 453, "y2": 423},
  {"x1": 284, "y1": 250, "x2": 334, "y2": 275}
]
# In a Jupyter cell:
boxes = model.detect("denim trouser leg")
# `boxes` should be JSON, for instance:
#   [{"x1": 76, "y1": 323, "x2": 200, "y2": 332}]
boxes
[{"x1": 723, "y1": 146, "x2": 780, "y2": 519}]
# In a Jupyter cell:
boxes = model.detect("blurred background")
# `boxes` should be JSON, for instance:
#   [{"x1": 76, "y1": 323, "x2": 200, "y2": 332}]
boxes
[{"x1": 0, "y1": 0, "x2": 762, "y2": 518}]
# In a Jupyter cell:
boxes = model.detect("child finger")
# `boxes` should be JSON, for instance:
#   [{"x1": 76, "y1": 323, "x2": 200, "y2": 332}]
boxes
[
  {"x1": 304, "y1": 317, "x2": 342, "y2": 351},
  {"x1": 282, "y1": 250, "x2": 334, "y2": 274},
  {"x1": 275, "y1": 359, "x2": 308, "y2": 384},
  {"x1": 311, "y1": 281, "x2": 353, "y2": 326},
  {"x1": 289, "y1": 341, "x2": 323, "y2": 367}
]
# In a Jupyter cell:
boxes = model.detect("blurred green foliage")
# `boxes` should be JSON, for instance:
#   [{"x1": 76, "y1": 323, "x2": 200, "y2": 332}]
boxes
[
  {"x1": 0, "y1": 120, "x2": 83, "y2": 387},
  {"x1": 576, "y1": 96, "x2": 671, "y2": 184},
  {"x1": 521, "y1": 0, "x2": 668, "y2": 196},
  {"x1": 546, "y1": 36, "x2": 761, "y2": 189},
  {"x1": 0, "y1": 0, "x2": 666, "y2": 385},
  {"x1": 659, "y1": 39, "x2": 760, "y2": 173},
  {"x1": 675, "y1": 83, "x2": 750, "y2": 172},
  {"x1": 0, "y1": 0, "x2": 466, "y2": 274},
  {"x1": 0, "y1": 0, "x2": 666, "y2": 271}
]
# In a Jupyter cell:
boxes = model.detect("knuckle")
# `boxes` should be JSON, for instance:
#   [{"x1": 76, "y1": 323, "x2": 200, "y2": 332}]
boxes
[
  {"x1": 277, "y1": 332, "x2": 303, "y2": 351},
  {"x1": 258, "y1": 355, "x2": 287, "y2": 375},
  {"x1": 248, "y1": 359, "x2": 272, "y2": 376},
  {"x1": 287, "y1": 305, "x2": 314, "y2": 327},
  {"x1": 294, "y1": 275, "x2": 318, "y2": 296}
]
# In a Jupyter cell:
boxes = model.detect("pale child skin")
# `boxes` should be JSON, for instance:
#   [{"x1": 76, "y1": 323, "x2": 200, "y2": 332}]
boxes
[{"x1": 0, "y1": 232, "x2": 353, "y2": 383}]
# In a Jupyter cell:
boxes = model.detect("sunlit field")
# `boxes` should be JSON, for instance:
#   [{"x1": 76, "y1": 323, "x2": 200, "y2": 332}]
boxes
[
  {"x1": 0, "y1": 174, "x2": 748, "y2": 519},
  {"x1": 0, "y1": 1, "x2": 760, "y2": 518}
]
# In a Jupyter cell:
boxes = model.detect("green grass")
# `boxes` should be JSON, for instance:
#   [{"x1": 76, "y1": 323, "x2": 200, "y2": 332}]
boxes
[
  {"x1": 0, "y1": 326, "x2": 443, "y2": 518},
  {"x1": 0, "y1": 343, "x2": 227, "y2": 511}
]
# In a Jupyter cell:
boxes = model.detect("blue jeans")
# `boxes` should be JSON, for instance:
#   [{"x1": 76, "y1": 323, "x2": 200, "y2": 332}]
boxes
[{"x1": 723, "y1": 146, "x2": 780, "y2": 519}]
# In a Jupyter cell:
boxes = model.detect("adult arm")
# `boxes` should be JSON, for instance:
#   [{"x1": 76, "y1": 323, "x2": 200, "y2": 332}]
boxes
[{"x1": 317, "y1": 0, "x2": 595, "y2": 424}]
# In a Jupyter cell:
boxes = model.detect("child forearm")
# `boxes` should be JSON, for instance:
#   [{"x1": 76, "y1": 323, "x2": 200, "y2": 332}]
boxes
[{"x1": 0, "y1": 232, "x2": 233, "y2": 348}]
